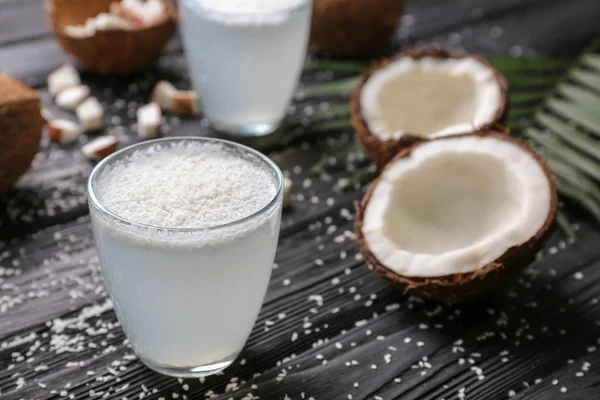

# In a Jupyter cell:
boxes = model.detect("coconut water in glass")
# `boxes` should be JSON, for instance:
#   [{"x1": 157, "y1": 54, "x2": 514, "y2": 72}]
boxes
[
  {"x1": 88, "y1": 137, "x2": 283, "y2": 377},
  {"x1": 180, "y1": 0, "x2": 312, "y2": 136}
]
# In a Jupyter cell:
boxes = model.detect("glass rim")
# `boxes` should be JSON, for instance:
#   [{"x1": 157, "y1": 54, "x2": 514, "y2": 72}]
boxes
[
  {"x1": 189, "y1": 0, "x2": 308, "y2": 17},
  {"x1": 87, "y1": 136, "x2": 284, "y2": 233}
]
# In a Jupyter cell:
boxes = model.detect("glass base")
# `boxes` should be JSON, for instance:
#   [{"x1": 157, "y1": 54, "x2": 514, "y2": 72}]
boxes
[
  {"x1": 139, "y1": 353, "x2": 239, "y2": 378},
  {"x1": 209, "y1": 118, "x2": 280, "y2": 137}
]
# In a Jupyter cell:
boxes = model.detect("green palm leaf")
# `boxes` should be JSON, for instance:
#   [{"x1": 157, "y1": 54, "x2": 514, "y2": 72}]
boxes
[
  {"x1": 581, "y1": 53, "x2": 600, "y2": 71},
  {"x1": 545, "y1": 98, "x2": 600, "y2": 136},
  {"x1": 535, "y1": 113, "x2": 600, "y2": 161},
  {"x1": 568, "y1": 69, "x2": 600, "y2": 92}
]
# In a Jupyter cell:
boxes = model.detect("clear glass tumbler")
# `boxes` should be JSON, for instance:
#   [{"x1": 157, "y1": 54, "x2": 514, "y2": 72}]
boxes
[
  {"x1": 180, "y1": 0, "x2": 313, "y2": 136},
  {"x1": 88, "y1": 137, "x2": 283, "y2": 377}
]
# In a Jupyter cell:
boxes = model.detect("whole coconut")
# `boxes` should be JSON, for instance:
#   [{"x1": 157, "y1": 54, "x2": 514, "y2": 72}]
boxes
[
  {"x1": 310, "y1": 0, "x2": 405, "y2": 57},
  {"x1": 0, "y1": 75, "x2": 43, "y2": 193}
]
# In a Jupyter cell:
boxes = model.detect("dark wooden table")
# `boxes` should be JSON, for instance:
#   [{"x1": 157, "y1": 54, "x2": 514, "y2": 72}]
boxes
[{"x1": 2, "y1": 1, "x2": 600, "y2": 399}]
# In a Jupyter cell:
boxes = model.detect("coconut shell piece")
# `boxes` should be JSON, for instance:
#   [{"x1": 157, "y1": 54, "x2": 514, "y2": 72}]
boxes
[
  {"x1": 0, "y1": 75, "x2": 44, "y2": 193},
  {"x1": 354, "y1": 131, "x2": 558, "y2": 301},
  {"x1": 350, "y1": 48, "x2": 508, "y2": 168},
  {"x1": 310, "y1": 0, "x2": 405, "y2": 56},
  {"x1": 45, "y1": 0, "x2": 177, "y2": 75}
]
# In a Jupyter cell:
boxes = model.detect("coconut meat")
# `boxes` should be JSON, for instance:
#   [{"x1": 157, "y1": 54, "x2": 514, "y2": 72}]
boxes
[
  {"x1": 360, "y1": 57, "x2": 502, "y2": 140},
  {"x1": 361, "y1": 135, "x2": 551, "y2": 277}
]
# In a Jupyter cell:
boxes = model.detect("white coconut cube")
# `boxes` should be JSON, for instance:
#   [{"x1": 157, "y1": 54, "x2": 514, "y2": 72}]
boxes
[
  {"x1": 55, "y1": 85, "x2": 90, "y2": 111},
  {"x1": 45, "y1": 120, "x2": 81, "y2": 145},
  {"x1": 82, "y1": 135, "x2": 118, "y2": 161},
  {"x1": 137, "y1": 102, "x2": 162, "y2": 139},
  {"x1": 47, "y1": 64, "x2": 81, "y2": 96},
  {"x1": 76, "y1": 97, "x2": 104, "y2": 131},
  {"x1": 150, "y1": 80, "x2": 177, "y2": 111}
]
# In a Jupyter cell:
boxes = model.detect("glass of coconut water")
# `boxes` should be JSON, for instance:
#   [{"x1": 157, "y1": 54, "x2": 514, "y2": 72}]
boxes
[
  {"x1": 180, "y1": 0, "x2": 312, "y2": 136},
  {"x1": 88, "y1": 137, "x2": 283, "y2": 377}
]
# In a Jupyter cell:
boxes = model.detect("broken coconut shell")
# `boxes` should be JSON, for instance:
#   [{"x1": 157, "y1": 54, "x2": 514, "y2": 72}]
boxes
[
  {"x1": 351, "y1": 48, "x2": 508, "y2": 168},
  {"x1": 310, "y1": 0, "x2": 405, "y2": 56},
  {"x1": 45, "y1": 0, "x2": 177, "y2": 75},
  {"x1": 0, "y1": 75, "x2": 44, "y2": 193},
  {"x1": 354, "y1": 131, "x2": 558, "y2": 301}
]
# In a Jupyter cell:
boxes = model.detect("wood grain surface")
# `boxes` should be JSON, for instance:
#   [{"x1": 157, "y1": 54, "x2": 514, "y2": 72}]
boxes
[{"x1": 1, "y1": 0, "x2": 600, "y2": 399}]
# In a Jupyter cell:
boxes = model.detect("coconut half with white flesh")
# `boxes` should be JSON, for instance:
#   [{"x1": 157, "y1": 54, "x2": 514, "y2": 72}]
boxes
[
  {"x1": 355, "y1": 132, "x2": 558, "y2": 300},
  {"x1": 351, "y1": 48, "x2": 508, "y2": 167}
]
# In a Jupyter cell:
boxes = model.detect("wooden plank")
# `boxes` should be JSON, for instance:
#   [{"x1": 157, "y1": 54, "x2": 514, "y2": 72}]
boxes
[
  {"x1": 1, "y1": 0, "x2": 600, "y2": 399},
  {"x1": 0, "y1": 0, "x2": 48, "y2": 47}
]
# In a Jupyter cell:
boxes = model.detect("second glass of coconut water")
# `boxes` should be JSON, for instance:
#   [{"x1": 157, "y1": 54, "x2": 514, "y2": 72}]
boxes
[{"x1": 180, "y1": 0, "x2": 312, "y2": 136}]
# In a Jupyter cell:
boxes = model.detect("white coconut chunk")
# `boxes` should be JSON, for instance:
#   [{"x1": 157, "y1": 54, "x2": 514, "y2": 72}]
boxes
[
  {"x1": 150, "y1": 80, "x2": 177, "y2": 111},
  {"x1": 82, "y1": 136, "x2": 118, "y2": 161},
  {"x1": 45, "y1": 120, "x2": 81, "y2": 145},
  {"x1": 150, "y1": 81, "x2": 199, "y2": 116},
  {"x1": 109, "y1": 1, "x2": 144, "y2": 25},
  {"x1": 120, "y1": 0, "x2": 147, "y2": 18},
  {"x1": 65, "y1": 12, "x2": 134, "y2": 38},
  {"x1": 171, "y1": 91, "x2": 199, "y2": 116},
  {"x1": 121, "y1": 0, "x2": 166, "y2": 26},
  {"x1": 140, "y1": 0, "x2": 167, "y2": 25},
  {"x1": 360, "y1": 57, "x2": 503, "y2": 140},
  {"x1": 76, "y1": 97, "x2": 104, "y2": 131},
  {"x1": 283, "y1": 177, "x2": 293, "y2": 208},
  {"x1": 55, "y1": 85, "x2": 90, "y2": 111},
  {"x1": 47, "y1": 64, "x2": 81, "y2": 96},
  {"x1": 94, "y1": 12, "x2": 135, "y2": 31},
  {"x1": 64, "y1": 24, "x2": 96, "y2": 38},
  {"x1": 137, "y1": 102, "x2": 162, "y2": 139},
  {"x1": 362, "y1": 135, "x2": 552, "y2": 278}
]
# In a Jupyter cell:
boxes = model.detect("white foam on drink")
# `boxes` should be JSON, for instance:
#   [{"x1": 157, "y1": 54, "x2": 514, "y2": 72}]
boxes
[
  {"x1": 189, "y1": 0, "x2": 306, "y2": 24},
  {"x1": 94, "y1": 141, "x2": 278, "y2": 229}
]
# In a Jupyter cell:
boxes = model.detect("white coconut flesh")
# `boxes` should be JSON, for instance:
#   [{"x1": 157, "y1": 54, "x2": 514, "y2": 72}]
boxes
[
  {"x1": 361, "y1": 135, "x2": 552, "y2": 278},
  {"x1": 360, "y1": 57, "x2": 503, "y2": 141}
]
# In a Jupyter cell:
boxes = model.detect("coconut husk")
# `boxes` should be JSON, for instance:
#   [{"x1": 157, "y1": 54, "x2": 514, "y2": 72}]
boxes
[
  {"x1": 45, "y1": 0, "x2": 177, "y2": 75},
  {"x1": 354, "y1": 131, "x2": 558, "y2": 301},
  {"x1": 0, "y1": 75, "x2": 43, "y2": 193},
  {"x1": 310, "y1": 0, "x2": 405, "y2": 56},
  {"x1": 350, "y1": 48, "x2": 509, "y2": 168}
]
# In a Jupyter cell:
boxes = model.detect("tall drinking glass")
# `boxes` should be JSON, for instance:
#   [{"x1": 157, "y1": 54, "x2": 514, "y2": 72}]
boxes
[
  {"x1": 180, "y1": 0, "x2": 312, "y2": 136},
  {"x1": 88, "y1": 137, "x2": 283, "y2": 377}
]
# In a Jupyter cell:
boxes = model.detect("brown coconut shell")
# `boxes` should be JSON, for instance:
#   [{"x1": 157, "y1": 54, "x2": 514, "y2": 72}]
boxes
[
  {"x1": 354, "y1": 131, "x2": 558, "y2": 301},
  {"x1": 351, "y1": 48, "x2": 509, "y2": 168},
  {"x1": 310, "y1": 0, "x2": 405, "y2": 56},
  {"x1": 45, "y1": 0, "x2": 177, "y2": 75},
  {"x1": 0, "y1": 75, "x2": 44, "y2": 193}
]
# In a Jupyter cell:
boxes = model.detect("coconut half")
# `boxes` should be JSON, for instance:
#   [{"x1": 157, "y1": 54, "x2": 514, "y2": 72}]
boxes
[
  {"x1": 351, "y1": 48, "x2": 508, "y2": 167},
  {"x1": 46, "y1": 0, "x2": 177, "y2": 75},
  {"x1": 355, "y1": 132, "x2": 557, "y2": 300}
]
